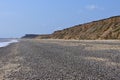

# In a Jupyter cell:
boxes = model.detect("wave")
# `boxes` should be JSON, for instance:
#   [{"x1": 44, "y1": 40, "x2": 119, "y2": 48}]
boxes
[{"x1": 0, "y1": 40, "x2": 18, "y2": 48}]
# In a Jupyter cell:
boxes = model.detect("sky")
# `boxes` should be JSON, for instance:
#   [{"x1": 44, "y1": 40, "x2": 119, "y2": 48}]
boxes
[{"x1": 0, "y1": 0, "x2": 120, "y2": 38}]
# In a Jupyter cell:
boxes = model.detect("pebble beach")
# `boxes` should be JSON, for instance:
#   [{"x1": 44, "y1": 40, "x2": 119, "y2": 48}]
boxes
[{"x1": 0, "y1": 39, "x2": 120, "y2": 80}]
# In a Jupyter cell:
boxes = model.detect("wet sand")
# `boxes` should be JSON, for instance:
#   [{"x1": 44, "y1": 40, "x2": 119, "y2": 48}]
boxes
[{"x1": 0, "y1": 39, "x2": 120, "y2": 80}]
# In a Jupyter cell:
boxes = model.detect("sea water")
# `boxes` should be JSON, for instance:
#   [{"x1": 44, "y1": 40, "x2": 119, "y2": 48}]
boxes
[{"x1": 0, "y1": 39, "x2": 18, "y2": 47}]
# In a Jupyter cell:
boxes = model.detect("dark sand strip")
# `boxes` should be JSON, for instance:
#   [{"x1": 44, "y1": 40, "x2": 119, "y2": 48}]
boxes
[{"x1": 0, "y1": 39, "x2": 120, "y2": 80}]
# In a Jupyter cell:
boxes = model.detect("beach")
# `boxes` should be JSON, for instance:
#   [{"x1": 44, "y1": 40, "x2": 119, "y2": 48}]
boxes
[{"x1": 0, "y1": 39, "x2": 120, "y2": 80}]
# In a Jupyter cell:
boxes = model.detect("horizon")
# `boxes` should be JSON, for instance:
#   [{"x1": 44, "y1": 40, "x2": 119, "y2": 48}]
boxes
[{"x1": 0, "y1": 0, "x2": 120, "y2": 38}]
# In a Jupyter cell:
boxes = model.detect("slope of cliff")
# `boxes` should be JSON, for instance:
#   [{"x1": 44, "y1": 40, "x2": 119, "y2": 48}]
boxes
[{"x1": 50, "y1": 16, "x2": 120, "y2": 40}]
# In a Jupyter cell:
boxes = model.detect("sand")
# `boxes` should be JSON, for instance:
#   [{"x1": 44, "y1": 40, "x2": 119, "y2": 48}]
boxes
[{"x1": 0, "y1": 39, "x2": 120, "y2": 80}]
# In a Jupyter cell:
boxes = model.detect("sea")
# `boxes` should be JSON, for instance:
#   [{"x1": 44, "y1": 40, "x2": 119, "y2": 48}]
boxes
[{"x1": 0, "y1": 38, "x2": 18, "y2": 48}]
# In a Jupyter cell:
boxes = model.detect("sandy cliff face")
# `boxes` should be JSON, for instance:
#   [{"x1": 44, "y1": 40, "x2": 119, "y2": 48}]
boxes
[{"x1": 50, "y1": 16, "x2": 120, "y2": 40}]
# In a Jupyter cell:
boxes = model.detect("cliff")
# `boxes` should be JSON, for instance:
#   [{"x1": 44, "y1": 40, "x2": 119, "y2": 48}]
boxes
[
  {"x1": 50, "y1": 16, "x2": 120, "y2": 40},
  {"x1": 22, "y1": 16, "x2": 120, "y2": 40}
]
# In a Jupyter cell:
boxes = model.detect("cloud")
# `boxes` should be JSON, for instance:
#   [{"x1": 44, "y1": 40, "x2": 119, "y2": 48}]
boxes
[
  {"x1": 85, "y1": 5, "x2": 104, "y2": 11},
  {"x1": 86, "y1": 5, "x2": 97, "y2": 10}
]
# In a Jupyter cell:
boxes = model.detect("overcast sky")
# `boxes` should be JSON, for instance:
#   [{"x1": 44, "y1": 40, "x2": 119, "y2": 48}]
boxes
[{"x1": 0, "y1": 0, "x2": 120, "y2": 38}]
